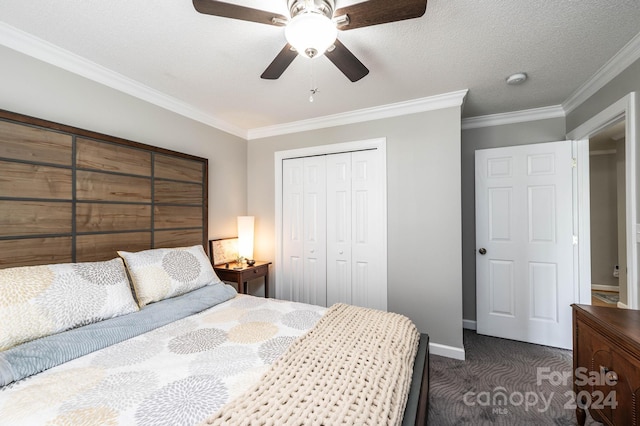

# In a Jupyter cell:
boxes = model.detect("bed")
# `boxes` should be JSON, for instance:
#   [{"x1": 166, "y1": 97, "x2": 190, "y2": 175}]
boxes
[{"x1": 0, "y1": 109, "x2": 429, "y2": 425}]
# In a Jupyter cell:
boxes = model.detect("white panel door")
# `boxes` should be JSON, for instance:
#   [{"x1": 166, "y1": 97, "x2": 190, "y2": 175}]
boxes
[
  {"x1": 326, "y1": 153, "x2": 352, "y2": 306},
  {"x1": 350, "y1": 150, "x2": 386, "y2": 310},
  {"x1": 282, "y1": 158, "x2": 304, "y2": 302},
  {"x1": 475, "y1": 141, "x2": 574, "y2": 349},
  {"x1": 302, "y1": 156, "x2": 327, "y2": 306}
]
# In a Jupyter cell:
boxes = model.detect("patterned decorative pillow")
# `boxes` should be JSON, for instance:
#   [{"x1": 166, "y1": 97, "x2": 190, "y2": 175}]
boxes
[
  {"x1": 118, "y1": 245, "x2": 221, "y2": 308},
  {"x1": 0, "y1": 258, "x2": 139, "y2": 351}
]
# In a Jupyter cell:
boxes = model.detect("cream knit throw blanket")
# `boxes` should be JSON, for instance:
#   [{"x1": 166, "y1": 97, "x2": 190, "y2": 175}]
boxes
[{"x1": 202, "y1": 303, "x2": 420, "y2": 426}]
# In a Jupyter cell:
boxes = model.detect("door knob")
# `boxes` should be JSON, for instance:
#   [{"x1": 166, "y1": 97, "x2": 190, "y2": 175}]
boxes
[
  {"x1": 478, "y1": 248, "x2": 487, "y2": 255},
  {"x1": 339, "y1": 250, "x2": 344, "y2": 254},
  {"x1": 310, "y1": 249, "x2": 315, "y2": 253}
]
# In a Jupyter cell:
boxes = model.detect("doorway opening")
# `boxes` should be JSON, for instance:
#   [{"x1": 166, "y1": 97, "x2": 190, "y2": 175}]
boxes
[
  {"x1": 588, "y1": 119, "x2": 626, "y2": 308},
  {"x1": 568, "y1": 92, "x2": 637, "y2": 309}
]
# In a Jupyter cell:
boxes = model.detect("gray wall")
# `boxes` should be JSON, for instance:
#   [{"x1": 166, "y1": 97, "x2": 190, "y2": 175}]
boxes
[
  {"x1": 248, "y1": 108, "x2": 464, "y2": 351},
  {"x1": 566, "y1": 57, "x2": 640, "y2": 134},
  {"x1": 460, "y1": 118, "x2": 566, "y2": 322},
  {"x1": 0, "y1": 46, "x2": 248, "y2": 239},
  {"x1": 617, "y1": 140, "x2": 628, "y2": 304},
  {"x1": 589, "y1": 153, "x2": 619, "y2": 287},
  {"x1": 566, "y1": 56, "x2": 640, "y2": 215}
]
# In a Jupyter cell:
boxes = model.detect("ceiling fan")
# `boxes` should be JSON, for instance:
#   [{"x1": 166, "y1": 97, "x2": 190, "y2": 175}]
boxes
[{"x1": 192, "y1": 0, "x2": 428, "y2": 82}]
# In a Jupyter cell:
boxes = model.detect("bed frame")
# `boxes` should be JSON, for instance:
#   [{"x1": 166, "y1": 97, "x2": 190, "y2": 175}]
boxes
[{"x1": 0, "y1": 109, "x2": 429, "y2": 424}]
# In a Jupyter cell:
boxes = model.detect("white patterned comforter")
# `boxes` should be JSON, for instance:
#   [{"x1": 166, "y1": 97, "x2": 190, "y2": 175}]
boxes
[{"x1": 0, "y1": 295, "x2": 325, "y2": 426}]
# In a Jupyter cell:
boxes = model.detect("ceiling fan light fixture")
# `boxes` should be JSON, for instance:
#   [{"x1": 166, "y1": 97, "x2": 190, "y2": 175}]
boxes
[{"x1": 285, "y1": 12, "x2": 337, "y2": 59}]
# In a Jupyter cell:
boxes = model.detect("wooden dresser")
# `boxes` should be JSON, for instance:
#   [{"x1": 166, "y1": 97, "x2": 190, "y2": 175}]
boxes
[{"x1": 572, "y1": 304, "x2": 640, "y2": 425}]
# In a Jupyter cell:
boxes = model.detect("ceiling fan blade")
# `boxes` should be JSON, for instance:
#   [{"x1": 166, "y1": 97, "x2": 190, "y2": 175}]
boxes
[
  {"x1": 192, "y1": 0, "x2": 287, "y2": 26},
  {"x1": 334, "y1": 0, "x2": 427, "y2": 31},
  {"x1": 261, "y1": 44, "x2": 298, "y2": 80},
  {"x1": 325, "y1": 39, "x2": 369, "y2": 82}
]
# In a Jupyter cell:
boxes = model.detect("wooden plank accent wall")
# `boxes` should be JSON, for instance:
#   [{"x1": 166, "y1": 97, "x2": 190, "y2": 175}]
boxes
[
  {"x1": 0, "y1": 161, "x2": 72, "y2": 199},
  {"x1": 0, "y1": 238, "x2": 73, "y2": 268},
  {"x1": 76, "y1": 232, "x2": 152, "y2": 263},
  {"x1": 76, "y1": 204, "x2": 151, "y2": 233},
  {"x1": 154, "y1": 180, "x2": 203, "y2": 205},
  {"x1": 0, "y1": 120, "x2": 72, "y2": 165},
  {"x1": 76, "y1": 137, "x2": 151, "y2": 176},
  {"x1": 154, "y1": 205, "x2": 203, "y2": 230},
  {"x1": 76, "y1": 170, "x2": 152, "y2": 202},
  {"x1": 0, "y1": 201, "x2": 72, "y2": 236},
  {"x1": 0, "y1": 109, "x2": 208, "y2": 268},
  {"x1": 155, "y1": 229, "x2": 204, "y2": 249},
  {"x1": 155, "y1": 154, "x2": 204, "y2": 182}
]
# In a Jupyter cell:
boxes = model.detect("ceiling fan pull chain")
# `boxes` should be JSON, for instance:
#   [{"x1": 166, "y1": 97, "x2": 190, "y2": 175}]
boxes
[{"x1": 309, "y1": 60, "x2": 318, "y2": 102}]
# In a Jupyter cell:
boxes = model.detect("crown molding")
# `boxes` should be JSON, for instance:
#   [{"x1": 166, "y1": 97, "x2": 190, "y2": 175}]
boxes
[
  {"x1": 0, "y1": 22, "x2": 467, "y2": 142},
  {"x1": 247, "y1": 89, "x2": 469, "y2": 140},
  {"x1": 461, "y1": 105, "x2": 565, "y2": 130},
  {"x1": 0, "y1": 22, "x2": 468, "y2": 142},
  {"x1": 563, "y1": 31, "x2": 640, "y2": 114},
  {"x1": 0, "y1": 22, "x2": 247, "y2": 139}
]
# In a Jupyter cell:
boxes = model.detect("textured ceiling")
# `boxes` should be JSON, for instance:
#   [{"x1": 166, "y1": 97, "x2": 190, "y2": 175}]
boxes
[{"x1": 1, "y1": 0, "x2": 640, "y2": 136}]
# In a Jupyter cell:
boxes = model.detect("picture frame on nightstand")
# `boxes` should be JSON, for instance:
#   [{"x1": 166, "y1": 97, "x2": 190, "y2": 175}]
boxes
[{"x1": 209, "y1": 238, "x2": 238, "y2": 265}]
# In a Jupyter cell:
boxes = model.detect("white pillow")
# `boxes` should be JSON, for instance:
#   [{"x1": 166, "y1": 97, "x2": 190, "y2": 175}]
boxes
[
  {"x1": 118, "y1": 245, "x2": 221, "y2": 308},
  {"x1": 0, "y1": 258, "x2": 139, "y2": 351}
]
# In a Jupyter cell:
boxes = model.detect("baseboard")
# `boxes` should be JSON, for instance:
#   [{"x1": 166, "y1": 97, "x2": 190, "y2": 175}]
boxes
[
  {"x1": 618, "y1": 301, "x2": 629, "y2": 309},
  {"x1": 462, "y1": 319, "x2": 477, "y2": 330},
  {"x1": 591, "y1": 284, "x2": 620, "y2": 292},
  {"x1": 429, "y1": 342, "x2": 465, "y2": 360}
]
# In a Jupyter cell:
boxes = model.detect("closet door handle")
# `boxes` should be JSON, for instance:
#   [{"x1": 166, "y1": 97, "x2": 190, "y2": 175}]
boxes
[
  {"x1": 310, "y1": 249, "x2": 315, "y2": 254},
  {"x1": 339, "y1": 250, "x2": 344, "y2": 255}
]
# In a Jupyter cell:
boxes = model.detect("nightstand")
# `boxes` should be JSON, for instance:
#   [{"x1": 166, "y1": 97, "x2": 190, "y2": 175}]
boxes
[{"x1": 213, "y1": 261, "x2": 271, "y2": 297}]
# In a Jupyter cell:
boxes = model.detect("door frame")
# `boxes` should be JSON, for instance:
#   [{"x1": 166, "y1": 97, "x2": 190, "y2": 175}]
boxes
[
  {"x1": 274, "y1": 138, "x2": 388, "y2": 301},
  {"x1": 567, "y1": 92, "x2": 637, "y2": 308}
]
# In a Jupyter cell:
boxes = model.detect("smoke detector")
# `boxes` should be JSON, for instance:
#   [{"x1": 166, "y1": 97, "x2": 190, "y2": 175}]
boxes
[{"x1": 506, "y1": 72, "x2": 528, "y2": 85}]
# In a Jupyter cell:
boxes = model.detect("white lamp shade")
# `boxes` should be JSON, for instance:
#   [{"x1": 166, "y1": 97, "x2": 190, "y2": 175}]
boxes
[
  {"x1": 285, "y1": 12, "x2": 337, "y2": 58},
  {"x1": 237, "y1": 216, "x2": 255, "y2": 260}
]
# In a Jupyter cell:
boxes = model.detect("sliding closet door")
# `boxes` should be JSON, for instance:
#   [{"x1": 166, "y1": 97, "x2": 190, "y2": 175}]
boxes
[{"x1": 282, "y1": 157, "x2": 326, "y2": 305}]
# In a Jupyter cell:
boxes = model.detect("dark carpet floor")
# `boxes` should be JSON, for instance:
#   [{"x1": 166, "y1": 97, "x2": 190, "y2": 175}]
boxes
[{"x1": 428, "y1": 330, "x2": 603, "y2": 425}]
